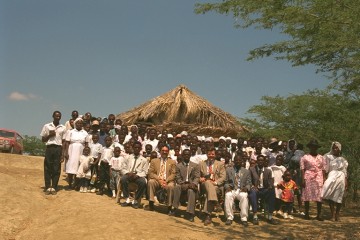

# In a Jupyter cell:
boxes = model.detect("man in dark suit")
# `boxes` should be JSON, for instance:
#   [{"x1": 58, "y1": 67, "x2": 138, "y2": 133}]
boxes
[
  {"x1": 171, "y1": 149, "x2": 200, "y2": 222},
  {"x1": 224, "y1": 155, "x2": 251, "y2": 226},
  {"x1": 249, "y1": 155, "x2": 278, "y2": 225}
]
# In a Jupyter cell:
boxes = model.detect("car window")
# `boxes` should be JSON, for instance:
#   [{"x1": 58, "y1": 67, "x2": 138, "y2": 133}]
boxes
[
  {"x1": 0, "y1": 130, "x2": 15, "y2": 138},
  {"x1": 16, "y1": 134, "x2": 23, "y2": 143}
]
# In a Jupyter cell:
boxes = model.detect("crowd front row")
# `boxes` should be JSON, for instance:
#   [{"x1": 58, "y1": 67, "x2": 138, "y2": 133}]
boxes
[{"x1": 40, "y1": 111, "x2": 348, "y2": 227}]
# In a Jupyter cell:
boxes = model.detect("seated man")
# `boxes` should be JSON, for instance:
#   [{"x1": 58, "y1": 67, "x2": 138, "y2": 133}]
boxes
[
  {"x1": 146, "y1": 145, "x2": 176, "y2": 214},
  {"x1": 248, "y1": 155, "x2": 278, "y2": 225},
  {"x1": 120, "y1": 141, "x2": 149, "y2": 209},
  {"x1": 224, "y1": 155, "x2": 251, "y2": 226},
  {"x1": 200, "y1": 147, "x2": 226, "y2": 226},
  {"x1": 171, "y1": 149, "x2": 200, "y2": 222}
]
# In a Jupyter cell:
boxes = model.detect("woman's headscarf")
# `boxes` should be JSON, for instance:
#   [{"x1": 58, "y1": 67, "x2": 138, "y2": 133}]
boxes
[
  {"x1": 330, "y1": 141, "x2": 342, "y2": 154},
  {"x1": 74, "y1": 117, "x2": 83, "y2": 125}
]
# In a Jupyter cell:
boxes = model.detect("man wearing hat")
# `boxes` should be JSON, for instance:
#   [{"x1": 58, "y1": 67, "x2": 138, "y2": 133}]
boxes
[{"x1": 300, "y1": 139, "x2": 326, "y2": 221}]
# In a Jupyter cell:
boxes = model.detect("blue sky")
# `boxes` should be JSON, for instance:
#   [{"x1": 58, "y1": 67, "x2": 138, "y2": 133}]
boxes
[{"x1": 0, "y1": 0, "x2": 329, "y2": 137}]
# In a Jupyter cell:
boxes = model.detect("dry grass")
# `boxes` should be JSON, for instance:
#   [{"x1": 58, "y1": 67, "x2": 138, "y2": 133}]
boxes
[{"x1": 116, "y1": 85, "x2": 248, "y2": 137}]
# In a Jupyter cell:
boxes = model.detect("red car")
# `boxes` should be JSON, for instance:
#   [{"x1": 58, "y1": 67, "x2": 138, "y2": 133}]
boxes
[{"x1": 0, "y1": 128, "x2": 24, "y2": 154}]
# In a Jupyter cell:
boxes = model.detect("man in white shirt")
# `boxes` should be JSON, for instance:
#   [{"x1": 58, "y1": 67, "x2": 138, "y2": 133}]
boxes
[
  {"x1": 40, "y1": 111, "x2": 67, "y2": 195},
  {"x1": 120, "y1": 141, "x2": 149, "y2": 209}
]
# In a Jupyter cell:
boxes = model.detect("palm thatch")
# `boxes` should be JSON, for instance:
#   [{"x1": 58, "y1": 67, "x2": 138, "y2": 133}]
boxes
[{"x1": 116, "y1": 85, "x2": 248, "y2": 137}]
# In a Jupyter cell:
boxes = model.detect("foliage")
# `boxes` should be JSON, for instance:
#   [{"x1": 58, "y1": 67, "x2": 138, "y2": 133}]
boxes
[
  {"x1": 239, "y1": 90, "x2": 360, "y2": 201},
  {"x1": 195, "y1": 0, "x2": 360, "y2": 95},
  {"x1": 23, "y1": 135, "x2": 46, "y2": 156}
]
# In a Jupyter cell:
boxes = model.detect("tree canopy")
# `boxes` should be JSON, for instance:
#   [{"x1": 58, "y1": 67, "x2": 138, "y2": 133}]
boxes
[{"x1": 195, "y1": 0, "x2": 360, "y2": 96}]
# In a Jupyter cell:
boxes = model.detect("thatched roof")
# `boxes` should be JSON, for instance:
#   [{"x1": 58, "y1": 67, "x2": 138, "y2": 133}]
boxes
[{"x1": 116, "y1": 85, "x2": 248, "y2": 137}]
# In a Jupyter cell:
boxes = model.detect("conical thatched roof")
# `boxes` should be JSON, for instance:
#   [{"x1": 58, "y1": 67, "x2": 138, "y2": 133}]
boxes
[{"x1": 116, "y1": 85, "x2": 248, "y2": 137}]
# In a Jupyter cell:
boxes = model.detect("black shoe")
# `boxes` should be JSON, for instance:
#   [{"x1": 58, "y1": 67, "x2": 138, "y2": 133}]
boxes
[
  {"x1": 253, "y1": 218, "x2": 259, "y2": 225},
  {"x1": 51, "y1": 189, "x2": 57, "y2": 195},
  {"x1": 241, "y1": 221, "x2": 248, "y2": 227},
  {"x1": 96, "y1": 190, "x2": 103, "y2": 195},
  {"x1": 168, "y1": 210, "x2": 175, "y2": 216},
  {"x1": 304, "y1": 214, "x2": 311, "y2": 220},
  {"x1": 121, "y1": 202, "x2": 132, "y2": 207},
  {"x1": 187, "y1": 214, "x2": 194, "y2": 222},
  {"x1": 316, "y1": 216, "x2": 324, "y2": 221},
  {"x1": 132, "y1": 202, "x2": 139, "y2": 209},
  {"x1": 204, "y1": 215, "x2": 212, "y2": 226},
  {"x1": 225, "y1": 219, "x2": 232, "y2": 225},
  {"x1": 144, "y1": 202, "x2": 155, "y2": 211},
  {"x1": 268, "y1": 218, "x2": 279, "y2": 225}
]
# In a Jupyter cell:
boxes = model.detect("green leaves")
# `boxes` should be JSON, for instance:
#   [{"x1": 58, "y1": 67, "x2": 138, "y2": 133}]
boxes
[
  {"x1": 23, "y1": 135, "x2": 46, "y2": 156},
  {"x1": 195, "y1": 0, "x2": 360, "y2": 94}
]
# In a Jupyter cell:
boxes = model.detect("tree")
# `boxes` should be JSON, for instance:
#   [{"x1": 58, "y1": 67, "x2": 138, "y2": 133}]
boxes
[
  {"x1": 195, "y1": 0, "x2": 360, "y2": 96},
  {"x1": 240, "y1": 90, "x2": 360, "y2": 201},
  {"x1": 23, "y1": 135, "x2": 46, "y2": 156}
]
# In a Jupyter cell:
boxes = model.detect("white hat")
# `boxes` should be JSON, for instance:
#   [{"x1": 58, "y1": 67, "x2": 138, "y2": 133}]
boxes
[
  {"x1": 205, "y1": 137, "x2": 213, "y2": 142},
  {"x1": 167, "y1": 134, "x2": 174, "y2": 138},
  {"x1": 180, "y1": 131, "x2": 188, "y2": 136},
  {"x1": 226, "y1": 137, "x2": 232, "y2": 141},
  {"x1": 231, "y1": 139, "x2": 238, "y2": 144},
  {"x1": 219, "y1": 136, "x2": 226, "y2": 141}
]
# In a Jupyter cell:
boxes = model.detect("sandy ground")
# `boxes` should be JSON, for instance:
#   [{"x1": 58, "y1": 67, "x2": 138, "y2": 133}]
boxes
[{"x1": 0, "y1": 153, "x2": 359, "y2": 240}]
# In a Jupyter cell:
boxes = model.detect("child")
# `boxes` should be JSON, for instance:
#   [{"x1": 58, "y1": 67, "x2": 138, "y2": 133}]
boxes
[
  {"x1": 89, "y1": 134, "x2": 102, "y2": 193},
  {"x1": 143, "y1": 144, "x2": 153, "y2": 159},
  {"x1": 109, "y1": 147, "x2": 125, "y2": 198},
  {"x1": 277, "y1": 170, "x2": 299, "y2": 219},
  {"x1": 271, "y1": 155, "x2": 286, "y2": 215},
  {"x1": 76, "y1": 146, "x2": 94, "y2": 193},
  {"x1": 97, "y1": 136, "x2": 114, "y2": 196}
]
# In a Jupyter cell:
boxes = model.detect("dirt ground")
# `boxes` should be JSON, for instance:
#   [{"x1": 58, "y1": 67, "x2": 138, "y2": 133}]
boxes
[{"x1": 0, "y1": 153, "x2": 359, "y2": 240}]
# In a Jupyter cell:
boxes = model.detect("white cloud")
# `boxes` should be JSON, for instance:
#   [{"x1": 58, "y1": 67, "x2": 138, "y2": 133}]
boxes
[{"x1": 8, "y1": 92, "x2": 40, "y2": 101}]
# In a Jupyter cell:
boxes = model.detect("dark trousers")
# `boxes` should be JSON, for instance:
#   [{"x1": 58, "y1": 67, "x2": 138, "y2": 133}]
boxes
[
  {"x1": 98, "y1": 162, "x2": 110, "y2": 191},
  {"x1": 44, "y1": 145, "x2": 62, "y2": 190},
  {"x1": 80, "y1": 178, "x2": 89, "y2": 188},
  {"x1": 282, "y1": 201, "x2": 293, "y2": 214},
  {"x1": 121, "y1": 174, "x2": 147, "y2": 200},
  {"x1": 249, "y1": 188, "x2": 275, "y2": 214}
]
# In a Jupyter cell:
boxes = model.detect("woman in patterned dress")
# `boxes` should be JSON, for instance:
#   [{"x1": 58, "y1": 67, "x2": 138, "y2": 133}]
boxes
[
  {"x1": 300, "y1": 139, "x2": 326, "y2": 221},
  {"x1": 322, "y1": 142, "x2": 348, "y2": 221}
]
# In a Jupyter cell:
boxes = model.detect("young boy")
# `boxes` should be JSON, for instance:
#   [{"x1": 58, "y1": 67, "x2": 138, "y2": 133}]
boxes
[
  {"x1": 271, "y1": 155, "x2": 287, "y2": 215},
  {"x1": 97, "y1": 136, "x2": 113, "y2": 196},
  {"x1": 109, "y1": 147, "x2": 125, "y2": 198},
  {"x1": 277, "y1": 170, "x2": 299, "y2": 219}
]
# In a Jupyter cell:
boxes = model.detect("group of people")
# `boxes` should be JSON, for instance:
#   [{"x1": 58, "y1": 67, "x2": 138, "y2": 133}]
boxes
[{"x1": 40, "y1": 110, "x2": 348, "y2": 226}]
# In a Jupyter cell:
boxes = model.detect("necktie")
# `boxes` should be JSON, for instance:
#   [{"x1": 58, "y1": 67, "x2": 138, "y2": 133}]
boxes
[
  {"x1": 131, "y1": 156, "x2": 138, "y2": 173},
  {"x1": 159, "y1": 160, "x2": 166, "y2": 180},
  {"x1": 185, "y1": 163, "x2": 189, "y2": 182}
]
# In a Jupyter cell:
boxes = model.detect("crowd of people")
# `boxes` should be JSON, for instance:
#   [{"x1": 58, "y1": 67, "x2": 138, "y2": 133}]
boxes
[{"x1": 40, "y1": 110, "x2": 349, "y2": 226}]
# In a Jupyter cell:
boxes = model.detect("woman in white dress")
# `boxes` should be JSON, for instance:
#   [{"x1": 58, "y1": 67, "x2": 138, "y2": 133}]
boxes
[
  {"x1": 64, "y1": 118, "x2": 89, "y2": 189},
  {"x1": 322, "y1": 142, "x2": 348, "y2": 221}
]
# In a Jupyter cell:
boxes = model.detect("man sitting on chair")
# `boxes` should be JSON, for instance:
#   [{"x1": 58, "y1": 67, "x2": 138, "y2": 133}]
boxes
[
  {"x1": 171, "y1": 149, "x2": 200, "y2": 222},
  {"x1": 146, "y1": 145, "x2": 176, "y2": 214},
  {"x1": 120, "y1": 141, "x2": 149, "y2": 209},
  {"x1": 224, "y1": 154, "x2": 251, "y2": 226},
  {"x1": 249, "y1": 155, "x2": 278, "y2": 225},
  {"x1": 200, "y1": 147, "x2": 226, "y2": 226}
]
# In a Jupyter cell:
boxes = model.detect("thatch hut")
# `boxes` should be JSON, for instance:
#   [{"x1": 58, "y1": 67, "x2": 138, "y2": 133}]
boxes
[{"x1": 116, "y1": 85, "x2": 248, "y2": 138}]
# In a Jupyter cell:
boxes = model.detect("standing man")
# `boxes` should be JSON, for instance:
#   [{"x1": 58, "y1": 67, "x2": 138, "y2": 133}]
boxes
[
  {"x1": 40, "y1": 111, "x2": 66, "y2": 195},
  {"x1": 146, "y1": 145, "x2": 176, "y2": 214},
  {"x1": 171, "y1": 149, "x2": 200, "y2": 222},
  {"x1": 199, "y1": 147, "x2": 226, "y2": 226}
]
